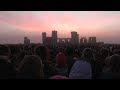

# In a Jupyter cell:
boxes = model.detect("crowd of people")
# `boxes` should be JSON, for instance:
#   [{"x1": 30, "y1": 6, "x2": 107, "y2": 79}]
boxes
[{"x1": 0, "y1": 43, "x2": 120, "y2": 79}]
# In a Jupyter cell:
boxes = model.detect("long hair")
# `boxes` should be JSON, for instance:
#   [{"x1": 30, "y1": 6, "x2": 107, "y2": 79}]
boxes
[
  {"x1": 110, "y1": 54, "x2": 120, "y2": 73},
  {"x1": 18, "y1": 55, "x2": 44, "y2": 79},
  {"x1": 100, "y1": 48, "x2": 109, "y2": 59},
  {"x1": 34, "y1": 45, "x2": 48, "y2": 64},
  {"x1": 81, "y1": 48, "x2": 94, "y2": 60}
]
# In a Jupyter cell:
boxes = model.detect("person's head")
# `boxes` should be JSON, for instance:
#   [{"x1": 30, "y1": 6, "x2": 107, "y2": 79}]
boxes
[
  {"x1": 81, "y1": 48, "x2": 94, "y2": 60},
  {"x1": 56, "y1": 52, "x2": 66, "y2": 66},
  {"x1": 100, "y1": 48, "x2": 109, "y2": 58},
  {"x1": 34, "y1": 45, "x2": 48, "y2": 64},
  {"x1": 105, "y1": 56, "x2": 111, "y2": 67},
  {"x1": 17, "y1": 51, "x2": 26, "y2": 63},
  {"x1": 65, "y1": 47, "x2": 74, "y2": 56},
  {"x1": 0, "y1": 45, "x2": 11, "y2": 57},
  {"x1": 19, "y1": 55, "x2": 44, "y2": 79},
  {"x1": 57, "y1": 47, "x2": 64, "y2": 53},
  {"x1": 26, "y1": 51, "x2": 33, "y2": 55},
  {"x1": 110, "y1": 54, "x2": 120, "y2": 73}
]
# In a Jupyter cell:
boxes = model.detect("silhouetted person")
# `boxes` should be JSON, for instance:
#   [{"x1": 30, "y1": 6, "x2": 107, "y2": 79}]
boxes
[
  {"x1": 34, "y1": 45, "x2": 48, "y2": 64},
  {"x1": 102, "y1": 56, "x2": 111, "y2": 73},
  {"x1": 65, "y1": 47, "x2": 76, "y2": 77},
  {"x1": 0, "y1": 45, "x2": 16, "y2": 78},
  {"x1": 100, "y1": 48, "x2": 109, "y2": 65},
  {"x1": 109, "y1": 54, "x2": 120, "y2": 79},
  {"x1": 94, "y1": 48, "x2": 109, "y2": 79},
  {"x1": 17, "y1": 51, "x2": 26, "y2": 68},
  {"x1": 81, "y1": 48, "x2": 95, "y2": 78},
  {"x1": 18, "y1": 55, "x2": 44, "y2": 79},
  {"x1": 55, "y1": 52, "x2": 68, "y2": 76},
  {"x1": 0, "y1": 45, "x2": 11, "y2": 61},
  {"x1": 99, "y1": 54, "x2": 120, "y2": 79},
  {"x1": 69, "y1": 59, "x2": 92, "y2": 79},
  {"x1": 9, "y1": 45, "x2": 18, "y2": 68},
  {"x1": 57, "y1": 47, "x2": 65, "y2": 54},
  {"x1": 34, "y1": 45, "x2": 57, "y2": 79}
]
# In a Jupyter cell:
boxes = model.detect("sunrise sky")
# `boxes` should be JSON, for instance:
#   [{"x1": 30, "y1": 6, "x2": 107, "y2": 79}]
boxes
[{"x1": 0, "y1": 11, "x2": 120, "y2": 44}]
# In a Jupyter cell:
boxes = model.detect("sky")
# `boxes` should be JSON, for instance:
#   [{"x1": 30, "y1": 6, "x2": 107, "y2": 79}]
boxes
[{"x1": 0, "y1": 11, "x2": 120, "y2": 44}]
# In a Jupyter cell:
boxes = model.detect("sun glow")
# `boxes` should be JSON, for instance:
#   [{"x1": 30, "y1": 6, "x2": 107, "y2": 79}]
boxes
[{"x1": 51, "y1": 23, "x2": 79, "y2": 31}]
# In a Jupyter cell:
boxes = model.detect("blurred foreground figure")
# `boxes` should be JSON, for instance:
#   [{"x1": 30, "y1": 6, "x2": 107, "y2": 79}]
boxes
[
  {"x1": 65, "y1": 47, "x2": 76, "y2": 77},
  {"x1": 55, "y1": 52, "x2": 68, "y2": 76},
  {"x1": 18, "y1": 55, "x2": 44, "y2": 79},
  {"x1": 81, "y1": 48, "x2": 95, "y2": 78},
  {"x1": 34, "y1": 45, "x2": 57, "y2": 79},
  {"x1": 99, "y1": 54, "x2": 120, "y2": 79},
  {"x1": 69, "y1": 59, "x2": 92, "y2": 79},
  {"x1": 0, "y1": 45, "x2": 16, "y2": 79}
]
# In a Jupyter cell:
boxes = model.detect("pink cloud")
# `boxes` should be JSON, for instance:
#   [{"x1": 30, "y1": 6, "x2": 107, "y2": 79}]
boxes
[{"x1": 0, "y1": 11, "x2": 120, "y2": 44}]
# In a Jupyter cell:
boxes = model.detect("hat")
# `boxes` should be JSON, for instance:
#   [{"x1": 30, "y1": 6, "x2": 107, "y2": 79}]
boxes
[{"x1": 56, "y1": 52, "x2": 66, "y2": 66}]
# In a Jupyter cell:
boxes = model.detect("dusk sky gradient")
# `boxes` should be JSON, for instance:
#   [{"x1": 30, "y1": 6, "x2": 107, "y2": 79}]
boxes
[{"x1": 0, "y1": 11, "x2": 120, "y2": 44}]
